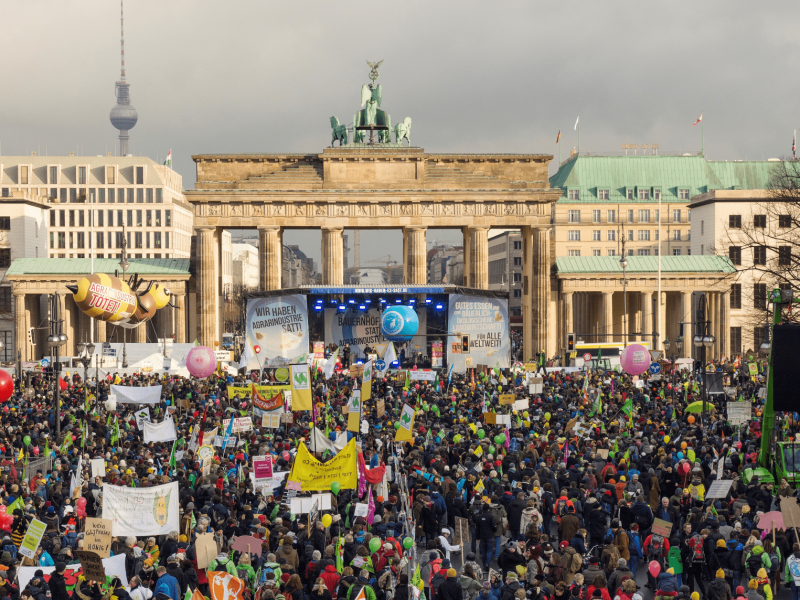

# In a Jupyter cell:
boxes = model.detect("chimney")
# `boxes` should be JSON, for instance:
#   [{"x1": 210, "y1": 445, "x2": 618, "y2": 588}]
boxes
[
  {"x1": 107, "y1": 152, "x2": 113, "y2": 157},
  {"x1": 69, "y1": 151, "x2": 75, "y2": 157},
  {"x1": 31, "y1": 151, "x2": 36, "y2": 157}
]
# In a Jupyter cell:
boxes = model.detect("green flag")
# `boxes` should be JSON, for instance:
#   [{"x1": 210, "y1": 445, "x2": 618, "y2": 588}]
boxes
[
  {"x1": 7, "y1": 496, "x2": 23, "y2": 514},
  {"x1": 621, "y1": 398, "x2": 633, "y2": 416},
  {"x1": 168, "y1": 440, "x2": 177, "y2": 472}
]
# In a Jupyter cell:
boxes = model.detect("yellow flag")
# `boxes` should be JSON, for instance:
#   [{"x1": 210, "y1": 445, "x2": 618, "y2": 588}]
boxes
[
  {"x1": 361, "y1": 360, "x2": 373, "y2": 402},
  {"x1": 347, "y1": 392, "x2": 361, "y2": 433},
  {"x1": 290, "y1": 364, "x2": 312, "y2": 411},
  {"x1": 288, "y1": 438, "x2": 358, "y2": 491},
  {"x1": 395, "y1": 403, "x2": 415, "y2": 442},
  {"x1": 113, "y1": 375, "x2": 121, "y2": 385},
  {"x1": 16, "y1": 448, "x2": 23, "y2": 462}
]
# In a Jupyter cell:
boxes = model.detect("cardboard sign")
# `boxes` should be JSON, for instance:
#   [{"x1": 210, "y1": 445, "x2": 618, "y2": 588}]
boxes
[
  {"x1": 353, "y1": 503, "x2": 369, "y2": 517},
  {"x1": 261, "y1": 412, "x2": 281, "y2": 429},
  {"x1": 195, "y1": 532, "x2": 218, "y2": 570},
  {"x1": 19, "y1": 519, "x2": 47, "y2": 559},
  {"x1": 781, "y1": 496, "x2": 800, "y2": 530},
  {"x1": 376, "y1": 399, "x2": 385, "y2": 418},
  {"x1": 499, "y1": 394, "x2": 516, "y2": 405},
  {"x1": 177, "y1": 398, "x2": 191, "y2": 409},
  {"x1": 529, "y1": 377, "x2": 543, "y2": 394},
  {"x1": 596, "y1": 449, "x2": 609, "y2": 459},
  {"x1": 350, "y1": 364, "x2": 365, "y2": 378},
  {"x1": 651, "y1": 518, "x2": 673, "y2": 538},
  {"x1": 83, "y1": 518, "x2": 113, "y2": 558},
  {"x1": 394, "y1": 371, "x2": 407, "y2": 388},
  {"x1": 76, "y1": 550, "x2": 105, "y2": 582},
  {"x1": 524, "y1": 363, "x2": 538, "y2": 372},
  {"x1": 484, "y1": 413, "x2": 497, "y2": 424},
  {"x1": 90, "y1": 459, "x2": 106, "y2": 479},
  {"x1": 453, "y1": 516, "x2": 470, "y2": 547},
  {"x1": 513, "y1": 399, "x2": 529, "y2": 411}
]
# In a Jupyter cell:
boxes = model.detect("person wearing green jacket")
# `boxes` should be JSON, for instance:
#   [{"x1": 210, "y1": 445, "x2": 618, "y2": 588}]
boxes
[
  {"x1": 235, "y1": 553, "x2": 257, "y2": 589},
  {"x1": 667, "y1": 538, "x2": 683, "y2": 587},
  {"x1": 209, "y1": 552, "x2": 238, "y2": 575},
  {"x1": 346, "y1": 570, "x2": 377, "y2": 600},
  {"x1": 745, "y1": 546, "x2": 772, "y2": 578}
]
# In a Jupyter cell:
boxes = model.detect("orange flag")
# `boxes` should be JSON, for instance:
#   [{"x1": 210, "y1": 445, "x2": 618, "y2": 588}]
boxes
[{"x1": 208, "y1": 572, "x2": 245, "y2": 600}]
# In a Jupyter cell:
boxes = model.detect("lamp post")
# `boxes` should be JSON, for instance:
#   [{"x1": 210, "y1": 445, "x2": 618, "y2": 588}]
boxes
[
  {"x1": 76, "y1": 336, "x2": 95, "y2": 414},
  {"x1": 620, "y1": 254, "x2": 629, "y2": 347},
  {"x1": 47, "y1": 293, "x2": 68, "y2": 440},
  {"x1": 119, "y1": 225, "x2": 129, "y2": 369},
  {"x1": 691, "y1": 293, "x2": 716, "y2": 426},
  {"x1": 663, "y1": 336, "x2": 683, "y2": 399}
]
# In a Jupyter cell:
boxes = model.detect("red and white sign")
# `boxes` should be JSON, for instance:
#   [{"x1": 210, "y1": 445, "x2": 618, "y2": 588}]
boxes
[
  {"x1": 583, "y1": 353, "x2": 592, "y2": 361},
  {"x1": 252, "y1": 455, "x2": 273, "y2": 482}
]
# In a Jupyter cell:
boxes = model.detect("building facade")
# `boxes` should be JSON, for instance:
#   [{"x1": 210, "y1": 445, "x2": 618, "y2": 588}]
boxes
[
  {"x1": 0, "y1": 154, "x2": 193, "y2": 260},
  {"x1": 427, "y1": 245, "x2": 464, "y2": 286},
  {"x1": 232, "y1": 243, "x2": 259, "y2": 289},
  {"x1": 488, "y1": 231, "x2": 523, "y2": 319}
]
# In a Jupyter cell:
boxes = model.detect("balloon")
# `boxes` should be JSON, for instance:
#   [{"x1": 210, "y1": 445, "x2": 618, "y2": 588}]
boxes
[
  {"x1": 403, "y1": 537, "x2": 413, "y2": 549},
  {"x1": 321, "y1": 514, "x2": 332, "y2": 528},
  {"x1": 677, "y1": 452, "x2": 684, "y2": 459},
  {"x1": 67, "y1": 274, "x2": 137, "y2": 323},
  {"x1": 381, "y1": 306, "x2": 420, "y2": 342},
  {"x1": 0, "y1": 371, "x2": 13, "y2": 403},
  {"x1": 415, "y1": 384, "x2": 420, "y2": 390},
  {"x1": 253, "y1": 345, "x2": 261, "y2": 354},
  {"x1": 282, "y1": 451, "x2": 290, "y2": 461},
  {"x1": 22, "y1": 436, "x2": 31, "y2": 447},
  {"x1": 186, "y1": 346, "x2": 218, "y2": 379},
  {"x1": 494, "y1": 434, "x2": 505, "y2": 444},
  {"x1": 497, "y1": 386, "x2": 502, "y2": 392},
  {"x1": 664, "y1": 435, "x2": 670, "y2": 444},
  {"x1": 649, "y1": 561, "x2": 661, "y2": 578},
  {"x1": 32, "y1": 446, "x2": 39, "y2": 456},
  {"x1": 394, "y1": 422, "x2": 400, "y2": 429},
  {"x1": 523, "y1": 411, "x2": 529, "y2": 418},
  {"x1": 620, "y1": 344, "x2": 650, "y2": 376},
  {"x1": 489, "y1": 445, "x2": 496, "y2": 454},
  {"x1": 477, "y1": 429, "x2": 485, "y2": 439},
  {"x1": 369, "y1": 538, "x2": 381, "y2": 553},
  {"x1": 331, "y1": 481, "x2": 341, "y2": 495},
  {"x1": 451, "y1": 396, "x2": 456, "y2": 402},
  {"x1": 681, "y1": 442, "x2": 688, "y2": 449},
  {"x1": 453, "y1": 434, "x2": 462, "y2": 443},
  {"x1": 76, "y1": 497, "x2": 87, "y2": 518},
  {"x1": 687, "y1": 415, "x2": 695, "y2": 424},
  {"x1": 105, "y1": 398, "x2": 117, "y2": 412},
  {"x1": 677, "y1": 463, "x2": 691, "y2": 477},
  {"x1": 544, "y1": 412, "x2": 551, "y2": 421},
  {"x1": 687, "y1": 449, "x2": 696, "y2": 463}
]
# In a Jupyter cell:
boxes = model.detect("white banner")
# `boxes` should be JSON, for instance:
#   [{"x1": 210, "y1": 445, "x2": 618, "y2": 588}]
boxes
[
  {"x1": 409, "y1": 370, "x2": 436, "y2": 381},
  {"x1": 249, "y1": 470, "x2": 288, "y2": 494},
  {"x1": 134, "y1": 409, "x2": 150, "y2": 430},
  {"x1": 222, "y1": 417, "x2": 253, "y2": 434},
  {"x1": 110, "y1": 385, "x2": 162, "y2": 405},
  {"x1": 102, "y1": 481, "x2": 179, "y2": 536},
  {"x1": 142, "y1": 418, "x2": 177, "y2": 443},
  {"x1": 18, "y1": 552, "x2": 128, "y2": 592}
]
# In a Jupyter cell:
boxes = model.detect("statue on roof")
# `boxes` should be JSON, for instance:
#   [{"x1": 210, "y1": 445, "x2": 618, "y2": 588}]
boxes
[{"x1": 354, "y1": 60, "x2": 392, "y2": 144}]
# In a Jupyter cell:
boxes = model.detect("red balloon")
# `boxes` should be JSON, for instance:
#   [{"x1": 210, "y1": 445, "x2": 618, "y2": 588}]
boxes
[
  {"x1": 648, "y1": 560, "x2": 661, "y2": 578},
  {"x1": 32, "y1": 447, "x2": 39, "y2": 456},
  {"x1": 253, "y1": 345, "x2": 261, "y2": 354},
  {"x1": 0, "y1": 371, "x2": 13, "y2": 403}
]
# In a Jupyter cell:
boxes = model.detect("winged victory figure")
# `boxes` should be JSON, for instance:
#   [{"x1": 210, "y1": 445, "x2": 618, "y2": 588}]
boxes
[{"x1": 361, "y1": 82, "x2": 382, "y2": 126}]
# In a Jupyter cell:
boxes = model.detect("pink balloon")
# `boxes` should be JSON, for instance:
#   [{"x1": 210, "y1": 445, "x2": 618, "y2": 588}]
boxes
[
  {"x1": 32, "y1": 447, "x2": 39, "y2": 456},
  {"x1": 415, "y1": 384, "x2": 420, "y2": 390},
  {"x1": 186, "y1": 345, "x2": 218, "y2": 379},
  {"x1": 620, "y1": 343, "x2": 650, "y2": 375},
  {"x1": 76, "y1": 498, "x2": 87, "y2": 509},
  {"x1": 649, "y1": 560, "x2": 661, "y2": 578},
  {"x1": 0, "y1": 506, "x2": 8, "y2": 515},
  {"x1": 451, "y1": 395, "x2": 456, "y2": 402},
  {"x1": 282, "y1": 451, "x2": 290, "y2": 461}
]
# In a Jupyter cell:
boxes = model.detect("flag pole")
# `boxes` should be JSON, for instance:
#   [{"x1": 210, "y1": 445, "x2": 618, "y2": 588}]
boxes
[{"x1": 702, "y1": 117, "x2": 704, "y2": 155}]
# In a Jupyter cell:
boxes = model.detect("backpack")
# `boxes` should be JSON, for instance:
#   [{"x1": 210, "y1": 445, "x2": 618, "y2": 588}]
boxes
[
  {"x1": 427, "y1": 558, "x2": 443, "y2": 588},
  {"x1": 648, "y1": 534, "x2": 663, "y2": 557},
  {"x1": 628, "y1": 531, "x2": 642, "y2": 559},
  {"x1": 747, "y1": 553, "x2": 763, "y2": 577},
  {"x1": 769, "y1": 551, "x2": 780, "y2": 572},
  {"x1": 431, "y1": 569, "x2": 447, "y2": 598},
  {"x1": 603, "y1": 544, "x2": 620, "y2": 571},
  {"x1": 1, "y1": 543, "x2": 15, "y2": 559},
  {"x1": 688, "y1": 536, "x2": 704, "y2": 563},
  {"x1": 557, "y1": 499, "x2": 568, "y2": 517}
]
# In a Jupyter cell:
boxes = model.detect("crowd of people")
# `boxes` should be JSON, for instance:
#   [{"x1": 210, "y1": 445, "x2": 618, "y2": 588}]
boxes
[{"x1": 0, "y1": 353, "x2": 789, "y2": 600}]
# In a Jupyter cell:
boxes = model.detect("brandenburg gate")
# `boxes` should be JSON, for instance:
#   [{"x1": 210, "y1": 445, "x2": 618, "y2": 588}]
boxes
[{"x1": 184, "y1": 65, "x2": 562, "y2": 357}]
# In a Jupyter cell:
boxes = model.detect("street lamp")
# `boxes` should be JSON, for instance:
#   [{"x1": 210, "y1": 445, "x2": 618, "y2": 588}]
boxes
[
  {"x1": 664, "y1": 336, "x2": 683, "y2": 397},
  {"x1": 619, "y1": 255, "x2": 628, "y2": 347},
  {"x1": 47, "y1": 294, "x2": 68, "y2": 440},
  {"x1": 76, "y1": 337, "x2": 95, "y2": 417},
  {"x1": 692, "y1": 293, "x2": 716, "y2": 425}
]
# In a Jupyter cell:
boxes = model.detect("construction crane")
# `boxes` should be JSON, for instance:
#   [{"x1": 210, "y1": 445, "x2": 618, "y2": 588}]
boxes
[
  {"x1": 366, "y1": 254, "x2": 399, "y2": 284},
  {"x1": 353, "y1": 230, "x2": 361, "y2": 273}
]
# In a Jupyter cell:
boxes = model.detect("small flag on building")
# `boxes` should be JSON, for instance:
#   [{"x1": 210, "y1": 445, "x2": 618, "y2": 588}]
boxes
[
  {"x1": 693, "y1": 113, "x2": 703, "y2": 126},
  {"x1": 556, "y1": 130, "x2": 561, "y2": 144},
  {"x1": 164, "y1": 150, "x2": 172, "y2": 167},
  {"x1": 574, "y1": 115, "x2": 579, "y2": 130}
]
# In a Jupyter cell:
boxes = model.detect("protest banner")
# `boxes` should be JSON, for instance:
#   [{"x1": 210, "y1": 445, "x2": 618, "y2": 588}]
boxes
[
  {"x1": 222, "y1": 417, "x2": 253, "y2": 434},
  {"x1": 499, "y1": 394, "x2": 515, "y2": 405},
  {"x1": 288, "y1": 438, "x2": 358, "y2": 491},
  {"x1": 727, "y1": 402, "x2": 751, "y2": 426},
  {"x1": 290, "y1": 364, "x2": 312, "y2": 410},
  {"x1": 361, "y1": 359, "x2": 373, "y2": 402},
  {"x1": 76, "y1": 550, "x2": 105, "y2": 582},
  {"x1": 90, "y1": 458, "x2": 106, "y2": 479},
  {"x1": 208, "y1": 571, "x2": 246, "y2": 600},
  {"x1": 195, "y1": 532, "x2": 218, "y2": 570},
  {"x1": 19, "y1": 519, "x2": 46, "y2": 559},
  {"x1": 18, "y1": 554, "x2": 128, "y2": 592},
  {"x1": 143, "y1": 418, "x2": 177, "y2": 443},
  {"x1": 134, "y1": 409, "x2": 150, "y2": 430},
  {"x1": 227, "y1": 384, "x2": 290, "y2": 400},
  {"x1": 409, "y1": 370, "x2": 436, "y2": 381},
  {"x1": 110, "y1": 384, "x2": 162, "y2": 405},
  {"x1": 83, "y1": 517, "x2": 113, "y2": 558},
  {"x1": 252, "y1": 455, "x2": 273, "y2": 483},
  {"x1": 651, "y1": 518, "x2": 673, "y2": 538},
  {"x1": 102, "y1": 481, "x2": 179, "y2": 536},
  {"x1": 249, "y1": 471, "x2": 288, "y2": 494}
]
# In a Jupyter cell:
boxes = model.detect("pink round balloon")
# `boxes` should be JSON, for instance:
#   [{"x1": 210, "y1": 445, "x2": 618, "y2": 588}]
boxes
[
  {"x1": 186, "y1": 345, "x2": 217, "y2": 379},
  {"x1": 620, "y1": 343, "x2": 650, "y2": 375}
]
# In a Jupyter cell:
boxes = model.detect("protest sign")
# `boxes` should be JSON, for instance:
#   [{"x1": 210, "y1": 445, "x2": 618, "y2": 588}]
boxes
[
  {"x1": 353, "y1": 503, "x2": 369, "y2": 517},
  {"x1": 18, "y1": 554, "x2": 128, "y2": 592},
  {"x1": 76, "y1": 550, "x2": 105, "y2": 582},
  {"x1": 252, "y1": 455, "x2": 273, "y2": 482},
  {"x1": 222, "y1": 417, "x2": 253, "y2": 434},
  {"x1": 376, "y1": 399, "x2": 385, "y2": 418},
  {"x1": 513, "y1": 399, "x2": 529, "y2": 411},
  {"x1": 289, "y1": 494, "x2": 333, "y2": 514},
  {"x1": 249, "y1": 470, "x2": 288, "y2": 494},
  {"x1": 102, "y1": 481, "x2": 179, "y2": 536},
  {"x1": 19, "y1": 519, "x2": 46, "y2": 559},
  {"x1": 110, "y1": 384, "x2": 162, "y2": 405},
  {"x1": 134, "y1": 409, "x2": 150, "y2": 429},
  {"x1": 143, "y1": 418, "x2": 177, "y2": 443},
  {"x1": 651, "y1": 518, "x2": 673, "y2": 538},
  {"x1": 227, "y1": 384, "x2": 289, "y2": 400},
  {"x1": 261, "y1": 412, "x2": 282, "y2": 429},
  {"x1": 706, "y1": 480, "x2": 734, "y2": 499},
  {"x1": 453, "y1": 516, "x2": 470, "y2": 547},
  {"x1": 409, "y1": 370, "x2": 436, "y2": 381},
  {"x1": 727, "y1": 402, "x2": 751, "y2": 426},
  {"x1": 288, "y1": 438, "x2": 358, "y2": 491},
  {"x1": 90, "y1": 458, "x2": 106, "y2": 479},
  {"x1": 499, "y1": 394, "x2": 515, "y2": 405},
  {"x1": 83, "y1": 517, "x2": 113, "y2": 558},
  {"x1": 196, "y1": 532, "x2": 218, "y2": 570}
]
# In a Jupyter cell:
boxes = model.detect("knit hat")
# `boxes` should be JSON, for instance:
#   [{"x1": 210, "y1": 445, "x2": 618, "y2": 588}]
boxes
[
  {"x1": 757, "y1": 568, "x2": 767, "y2": 579},
  {"x1": 667, "y1": 568, "x2": 674, "y2": 575},
  {"x1": 748, "y1": 580, "x2": 758, "y2": 590},
  {"x1": 736, "y1": 587, "x2": 745, "y2": 595},
  {"x1": 716, "y1": 569, "x2": 725, "y2": 579},
  {"x1": 716, "y1": 539, "x2": 726, "y2": 548},
  {"x1": 483, "y1": 582, "x2": 491, "y2": 590},
  {"x1": 447, "y1": 568, "x2": 457, "y2": 578}
]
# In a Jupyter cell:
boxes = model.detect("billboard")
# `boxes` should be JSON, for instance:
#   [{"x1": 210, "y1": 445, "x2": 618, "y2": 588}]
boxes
[
  {"x1": 325, "y1": 307, "x2": 427, "y2": 359},
  {"x1": 245, "y1": 295, "x2": 309, "y2": 367},
  {"x1": 447, "y1": 294, "x2": 510, "y2": 371}
]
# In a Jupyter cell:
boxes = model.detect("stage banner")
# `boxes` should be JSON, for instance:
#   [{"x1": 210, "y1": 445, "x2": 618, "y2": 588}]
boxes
[
  {"x1": 325, "y1": 306, "x2": 427, "y2": 358},
  {"x1": 246, "y1": 295, "x2": 309, "y2": 367},
  {"x1": 102, "y1": 481, "x2": 179, "y2": 536},
  {"x1": 110, "y1": 384, "x2": 162, "y2": 405},
  {"x1": 143, "y1": 418, "x2": 177, "y2": 443},
  {"x1": 288, "y1": 438, "x2": 358, "y2": 491},
  {"x1": 447, "y1": 294, "x2": 510, "y2": 372}
]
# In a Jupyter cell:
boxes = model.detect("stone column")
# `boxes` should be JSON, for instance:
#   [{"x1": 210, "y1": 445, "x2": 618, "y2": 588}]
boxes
[
  {"x1": 14, "y1": 292, "x2": 25, "y2": 362},
  {"x1": 95, "y1": 320, "x2": 106, "y2": 344},
  {"x1": 532, "y1": 227, "x2": 550, "y2": 352},
  {"x1": 564, "y1": 291, "x2": 574, "y2": 349},
  {"x1": 321, "y1": 227, "x2": 344, "y2": 285},
  {"x1": 133, "y1": 324, "x2": 146, "y2": 343},
  {"x1": 658, "y1": 292, "x2": 667, "y2": 350},
  {"x1": 462, "y1": 227, "x2": 473, "y2": 287},
  {"x1": 258, "y1": 225, "x2": 282, "y2": 291},
  {"x1": 196, "y1": 226, "x2": 217, "y2": 348},
  {"x1": 602, "y1": 292, "x2": 614, "y2": 343},
  {"x1": 404, "y1": 226, "x2": 427, "y2": 284},
  {"x1": 521, "y1": 227, "x2": 534, "y2": 360},
  {"x1": 175, "y1": 294, "x2": 186, "y2": 343},
  {"x1": 681, "y1": 291, "x2": 693, "y2": 358},
  {"x1": 469, "y1": 227, "x2": 490, "y2": 289}
]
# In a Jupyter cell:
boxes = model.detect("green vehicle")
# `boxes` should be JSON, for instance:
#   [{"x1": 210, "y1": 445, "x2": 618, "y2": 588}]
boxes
[{"x1": 742, "y1": 288, "x2": 800, "y2": 488}]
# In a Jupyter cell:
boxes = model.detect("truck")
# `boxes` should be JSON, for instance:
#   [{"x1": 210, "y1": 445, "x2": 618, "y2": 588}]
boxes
[{"x1": 221, "y1": 332, "x2": 235, "y2": 350}]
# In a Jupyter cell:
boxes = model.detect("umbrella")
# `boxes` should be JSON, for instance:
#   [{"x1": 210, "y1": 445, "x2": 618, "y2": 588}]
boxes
[
  {"x1": 758, "y1": 511, "x2": 785, "y2": 532},
  {"x1": 230, "y1": 535, "x2": 264, "y2": 557},
  {"x1": 685, "y1": 401, "x2": 717, "y2": 414}
]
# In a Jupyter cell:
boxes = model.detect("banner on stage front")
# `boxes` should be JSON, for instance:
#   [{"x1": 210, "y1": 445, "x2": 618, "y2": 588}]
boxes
[
  {"x1": 110, "y1": 384, "x2": 162, "y2": 405},
  {"x1": 246, "y1": 295, "x2": 309, "y2": 367},
  {"x1": 446, "y1": 294, "x2": 510, "y2": 372},
  {"x1": 102, "y1": 481, "x2": 179, "y2": 536},
  {"x1": 288, "y1": 438, "x2": 358, "y2": 491},
  {"x1": 143, "y1": 418, "x2": 177, "y2": 443}
]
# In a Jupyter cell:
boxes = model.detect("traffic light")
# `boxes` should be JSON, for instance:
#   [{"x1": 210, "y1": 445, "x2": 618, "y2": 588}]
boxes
[
  {"x1": 27, "y1": 328, "x2": 35, "y2": 345},
  {"x1": 567, "y1": 332, "x2": 575, "y2": 353}
]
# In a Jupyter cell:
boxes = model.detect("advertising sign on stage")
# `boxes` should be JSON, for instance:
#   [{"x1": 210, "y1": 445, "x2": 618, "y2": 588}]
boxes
[
  {"x1": 446, "y1": 294, "x2": 510, "y2": 372},
  {"x1": 246, "y1": 295, "x2": 309, "y2": 367},
  {"x1": 431, "y1": 341, "x2": 443, "y2": 367}
]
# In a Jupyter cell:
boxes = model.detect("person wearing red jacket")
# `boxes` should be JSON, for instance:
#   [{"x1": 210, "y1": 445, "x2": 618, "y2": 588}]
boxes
[
  {"x1": 643, "y1": 533, "x2": 670, "y2": 589},
  {"x1": 319, "y1": 564, "x2": 340, "y2": 594},
  {"x1": 552, "y1": 494, "x2": 575, "y2": 524}
]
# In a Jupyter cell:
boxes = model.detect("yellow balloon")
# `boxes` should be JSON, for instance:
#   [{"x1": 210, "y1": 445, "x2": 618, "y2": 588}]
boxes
[
  {"x1": 664, "y1": 435, "x2": 671, "y2": 444},
  {"x1": 523, "y1": 420, "x2": 530, "y2": 427},
  {"x1": 321, "y1": 514, "x2": 332, "y2": 528},
  {"x1": 545, "y1": 412, "x2": 551, "y2": 421}
]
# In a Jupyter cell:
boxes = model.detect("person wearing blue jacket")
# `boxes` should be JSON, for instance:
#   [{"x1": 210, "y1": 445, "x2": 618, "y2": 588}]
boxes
[{"x1": 154, "y1": 566, "x2": 181, "y2": 600}]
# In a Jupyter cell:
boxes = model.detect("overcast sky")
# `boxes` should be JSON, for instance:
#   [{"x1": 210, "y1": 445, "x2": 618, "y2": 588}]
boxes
[{"x1": 2, "y1": 1, "x2": 799, "y2": 266}]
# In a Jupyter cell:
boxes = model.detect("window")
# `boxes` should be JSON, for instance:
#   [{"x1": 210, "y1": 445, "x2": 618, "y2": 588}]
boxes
[
  {"x1": 568, "y1": 210, "x2": 581, "y2": 223},
  {"x1": 146, "y1": 210, "x2": 152, "y2": 227},
  {"x1": 49, "y1": 188, "x2": 57, "y2": 201},
  {"x1": 79, "y1": 211, "x2": 85, "y2": 227},
  {"x1": 69, "y1": 210, "x2": 75, "y2": 227},
  {"x1": 96, "y1": 231, "x2": 104, "y2": 249},
  {"x1": 513, "y1": 241, "x2": 521, "y2": 250},
  {"x1": 154, "y1": 232, "x2": 162, "y2": 249},
  {"x1": 654, "y1": 190, "x2": 661, "y2": 201},
  {"x1": 638, "y1": 189, "x2": 649, "y2": 200},
  {"x1": 627, "y1": 229, "x2": 634, "y2": 241},
  {"x1": 513, "y1": 256, "x2": 521, "y2": 266},
  {"x1": 513, "y1": 289, "x2": 522, "y2": 298},
  {"x1": 637, "y1": 249, "x2": 651, "y2": 256},
  {"x1": 592, "y1": 230, "x2": 601, "y2": 241},
  {"x1": 687, "y1": 209, "x2": 691, "y2": 222},
  {"x1": 0, "y1": 189, "x2": 7, "y2": 198},
  {"x1": 607, "y1": 210, "x2": 616, "y2": 223},
  {"x1": 127, "y1": 210, "x2": 133, "y2": 227},
  {"x1": 673, "y1": 230, "x2": 681, "y2": 241},
  {"x1": 136, "y1": 166, "x2": 144, "y2": 185},
  {"x1": 598, "y1": 190, "x2": 609, "y2": 200},
  {"x1": 627, "y1": 189, "x2": 633, "y2": 200},
  {"x1": 608, "y1": 249, "x2": 616, "y2": 256},
  {"x1": 701, "y1": 244, "x2": 704, "y2": 255},
  {"x1": 155, "y1": 211, "x2": 161, "y2": 227},
  {"x1": 0, "y1": 250, "x2": 9, "y2": 268},
  {"x1": 0, "y1": 288, "x2": 10, "y2": 313},
  {"x1": 58, "y1": 232, "x2": 65, "y2": 248},
  {"x1": 729, "y1": 215, "x2": 742, "y2": 228},
  {"x1": 754, "y1": 245, "x2": 767, "y2": 266},
  {"x1": 568, "y1": 230, "x2": 581, "y2": 241},
  {"x1": 165, "y1": 210, "x2": 172, "y2": 227},
  {"x1": 779, "y1": 214, "x2": 791, "y2": 228},
  {"x1": 19, "y1": 166, "x2": 29, "y2": 185},
  {"x1": 76, "y1": 232, "x2": 85, "y2": 249},
  {"x1": 731, "y1": 284, "x2": 742, "y2": 309},
  {"x1": 655, "y1": 210, "x2": 660, "y2": 223},
  {"x1": 165, "y1": 232, "x2": 170, "y2": 248},
  {"x1": 673, "y1": 209, "x2": 681, "y2": 223},
  {"x1": 78, "y1": 166, "x2": 86, "y2": 185},
  {"x1": 638, "y1": 210, "x2": 650, "y2": 223},
  {"x1": 592, "y1": 210, "x2": 601, "y2": 223},
  {"x1": 728, "y1": 247, "x2": 741, "y2": 265},
  {"x1": 686, "y1": 247, "x2": 691, "y2": 255},
  {"x1": 625, "y1": 210, "x2": 633, "y2": 223},
  {"x1": 567, "y1": 250, "x2": 581, "y2": 256},
  {"x1": 69, "y1": 188, "x2": 77, "y2": 202},
  {"x1": 0, "y1": 218, "x2": 9, "y2": 231},
  {"x1": 135, "y1": 232, "x2": 143, "y2": 249},
  {"x1": 568, "y1": 189, "x2": 580, "y2": 200},
  {"x1": 156, "y1": 189, "x2": 163, "y2": 203},
  {"x1": 59, "y1": 188, "x2": 66, "y2": 203},
  {"x1": 679, "y1": 189, "x2": 690, "y2": 200},
  {"x1": 117, "y1": 210, "x2": 123, "y2": 226},
  {"x1": 98, "y1": 188, "x2": 105, "y2": 203},
  {"x1": 607, "y1": 230, "x2": 616, "y2": 241},
  {"x1": 700, "y1": 221, "x2": 704, "y2": 235},
  {"x1": 59, "y1": 210, "x2": 65, "y2": 227},
  {"x1": 627, "y1": 249, "x2": 634, "y2": 255},
  {"x1": 108, "y1": 189, "x2": 115, "y2": 203},
  {"x1": 754, "y1": 283, "x2": 767, "y2": 309},
  {"x1": 146, "y1": 232, "x2": 150, "y2": 249},
  {"x1": 127, "y1": 188, "x2": 134, "y2": 203},
  {"x1": 754, "y1": 326, "x2": 766, "y2": 349},
  {"x1": 50, "y1": 212, "x2": 55, "y2": 227},
  {"x1": 49, "y1": 166, "x2": 58, "y2": 184},
  {"x1": 136, "y1": 189, "x2": 144, "y2": 203},
  {"x1": 69, "y1": 232, "x2": 74, "y2": 248},
  {"x1": 513, "y1": 273, "x2": 521, "y2": 282},
  {"x1": 136, "y1": 210, "x2": 142, "y2": 227},
  {"x1": 106, "y1": 166, "x2": 116, "y2": 184},
  {"x1": 672, "y1": 248, "x2": 681, "y2": 255},
  {"x1": 115, "y1": 232, "x2": 124, "y2": 248},
  {"x1": 638, "y1": 230, "x2": 650, "y2": 241},
  {"x1": 730, "y1": 327, "x2": 742, "y2": 355},
  {"x1": 779, "y1": 246, "x2": 791, "y2": 266},
  {"x1": 754, "y1": 214, "x2": 766, "y2": 228}
]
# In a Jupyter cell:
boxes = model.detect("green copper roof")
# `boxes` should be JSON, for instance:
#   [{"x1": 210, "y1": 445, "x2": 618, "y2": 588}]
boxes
[
  {"x1": 556, "y1": 255, "x2": 736, "y2": 274},
  {"x1": 549, "y1": 155, "x2": 778, "y2": 203},
  {"x1": 6, "y1": 258, "x2": 190, "y2": 276}
]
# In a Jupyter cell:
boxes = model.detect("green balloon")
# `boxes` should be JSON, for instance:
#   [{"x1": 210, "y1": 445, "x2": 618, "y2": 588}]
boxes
[
  {"x1": 331, "y1": 481, "x2": 341, "y2": 495},
  {"x1": 369, "y1": 538, "x2": 381, "y2": 553},
  {"x1": 494, "y1": 434, "x2": 505, "y2": 444},
  {"x1": 394, "y1": 422, "x2": 401, "y2": 430},
  {"x1": 403, "y1": 537, "x2": 413, "y2": 549},
  {"x1": 489, "y1": 445, "x2": 496, "y2": 454},
  {"x1": 23, "y1": 436, "x2": 31, "y2": 447},
  {"x1": 477, "y1": 429, "x2": 486, "y2": 439},
  {"x1": 497, "y1": 385, "x2": 502, "y2": 392}
]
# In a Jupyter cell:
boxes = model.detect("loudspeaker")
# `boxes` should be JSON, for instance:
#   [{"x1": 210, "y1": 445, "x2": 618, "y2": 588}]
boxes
[
  {"x1": 771, "y1": 323, "x2": 800, "y2": 412},
  {"x1": 704, "y1": 372, "x2": 725, "y2": 395}
]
